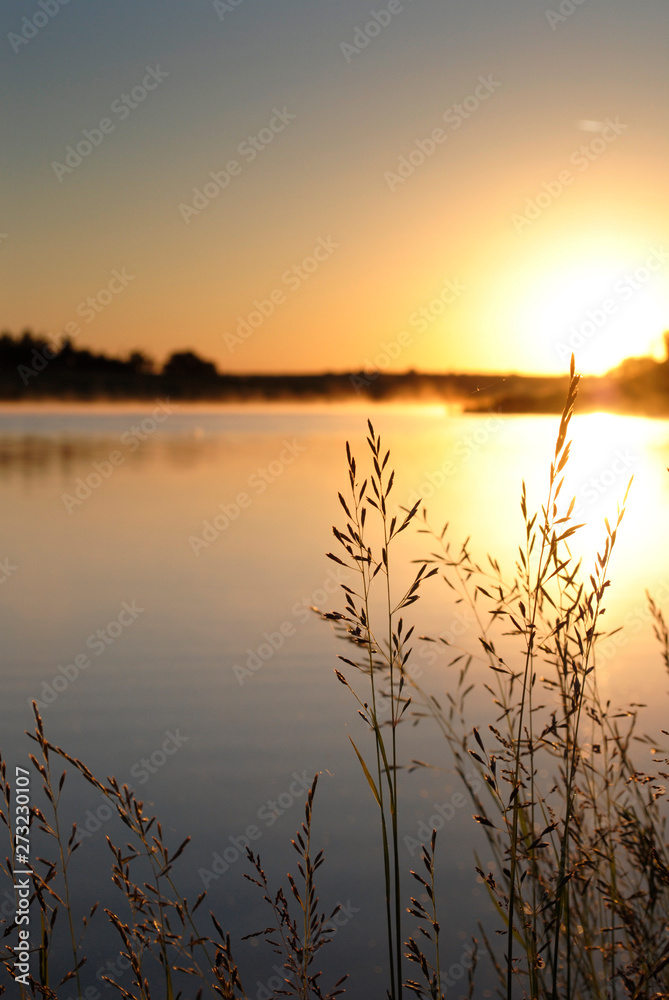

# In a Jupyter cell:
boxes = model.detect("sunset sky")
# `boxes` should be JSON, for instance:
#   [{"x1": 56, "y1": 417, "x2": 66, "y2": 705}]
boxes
[{"x1": 4, "y1": 0, "x2": 669, "y2": 375}]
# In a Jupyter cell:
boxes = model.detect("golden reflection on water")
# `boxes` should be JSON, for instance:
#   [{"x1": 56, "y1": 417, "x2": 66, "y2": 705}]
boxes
[
  {"x1": 3, "y1": 405, "x2": 667, "y2": 1000},
  {"x1": 1, "y1": 406, "x2": 668, "y2": 713},
  {"x1": 370, "y1": 409, "x2": 669, "y2": 710}
]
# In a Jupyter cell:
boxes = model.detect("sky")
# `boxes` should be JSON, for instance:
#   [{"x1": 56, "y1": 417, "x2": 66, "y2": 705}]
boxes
[{"x1": 3, "y1": 0, "x2": 669, "y2": 376}]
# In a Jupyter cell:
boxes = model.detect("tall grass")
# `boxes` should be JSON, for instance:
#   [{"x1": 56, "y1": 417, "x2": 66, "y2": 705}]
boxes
[
  {"x1": 0, "y1": 711, "x2": 345, "y2": 998},
  {"x1": 407, "y1": 370, "x2": 669, "y2": 998},
  {"x1": 328, "y1": 358, "x2": 669, "y2": 998},
  {"x1": 1, "y1": 360, "x2": 668, "y2": 998},
  {"x1": 324, "y1": 422, "x2": 436, "y2": 1000}
]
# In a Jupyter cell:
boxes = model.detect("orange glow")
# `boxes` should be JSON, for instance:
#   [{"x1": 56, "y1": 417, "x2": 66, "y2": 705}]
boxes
[{"x1": 517, "y1": 251, "x2": 669, "y2": 375}]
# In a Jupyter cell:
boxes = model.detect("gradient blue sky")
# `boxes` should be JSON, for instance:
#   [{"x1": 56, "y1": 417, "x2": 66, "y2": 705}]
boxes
[{"x1": 3, "y1": 0, "x2": 669, "y2": 373}]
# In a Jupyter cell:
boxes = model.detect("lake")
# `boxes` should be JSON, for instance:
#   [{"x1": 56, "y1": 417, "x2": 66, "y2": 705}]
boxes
[{"x1": 1, "y1": 402, "x2": 668, "y2": 998}]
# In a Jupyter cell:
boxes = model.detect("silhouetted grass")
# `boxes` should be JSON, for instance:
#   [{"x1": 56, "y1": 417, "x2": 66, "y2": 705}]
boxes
[
  {"x1": 1, "y1": 358, "x2": 668, "y2": 999},
  {"x1": 0, "y1": 719, "x2": 345, "y2": 998},
  {"x1": 327, "y1": 357, "x2": 669, "y2": 998}
]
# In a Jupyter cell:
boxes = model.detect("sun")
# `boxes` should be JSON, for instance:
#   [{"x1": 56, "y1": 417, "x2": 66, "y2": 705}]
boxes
[{"x1": 517, "y1": 251, "x2": 669, "y2": 375}]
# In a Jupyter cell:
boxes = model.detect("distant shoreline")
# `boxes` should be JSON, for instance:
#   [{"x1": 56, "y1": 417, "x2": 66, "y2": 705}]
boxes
[
  {"x1": 1, "y1": 371, "x2": 667, "y2": 417},
  {"x1": 3, "y1": 331, "x2": 669, "y2": 415}
]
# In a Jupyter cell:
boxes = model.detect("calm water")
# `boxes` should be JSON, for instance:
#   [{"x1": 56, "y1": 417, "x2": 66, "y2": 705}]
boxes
[{"x1": 1, "y1": 403, "x2": 669, "y2": 998}]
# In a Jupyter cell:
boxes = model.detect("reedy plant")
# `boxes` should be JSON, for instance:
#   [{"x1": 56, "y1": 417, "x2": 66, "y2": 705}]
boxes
[
  {"x1": 322, "y1": 358, "x2": 669, "y2": 998},
  {"x1": 404, "y1": 829, "x2": 477, "y2": 1000},
  {"x1": 3, "y1": 360, "x2": 669, "y2": 1000},
  {"x1": 0, "y1": 706, "x2": 342, "y2": 999},
  {"x1": 3, "y1": 704, "x2": 99, "y2": 999},
  {"x1": 243, "y1": 774, "x2": 347, "y2": 1000},
  {"x1": 323, "y1": 420, "x2": 436, "y2": 1000},
  {"x1": 401, "y1": 360, "x2": 669, "y2": 998},
  {"x1": 0, "y1": 745, "x2": 62, "y2": 1000}
]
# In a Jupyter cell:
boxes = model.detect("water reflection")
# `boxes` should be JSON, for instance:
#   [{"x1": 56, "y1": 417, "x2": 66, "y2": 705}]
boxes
[
  {"x1": 0, "y1": 431, "x2": 230, "y2": 480},
  {"x1": 1, "y1": 405, "x2": 668, "y2": 997}
]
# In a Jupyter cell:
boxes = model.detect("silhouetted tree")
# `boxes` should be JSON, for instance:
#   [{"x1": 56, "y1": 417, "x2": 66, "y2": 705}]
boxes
[
  {"x1": 162, "y1": 350, "x2": 218, "y2": 379},
  {"x1": 126, "y1": 350, "x2": 154, "y2": 374}
]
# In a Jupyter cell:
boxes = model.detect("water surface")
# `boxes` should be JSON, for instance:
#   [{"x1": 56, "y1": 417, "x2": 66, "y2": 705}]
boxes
[{"x1": 1, "y1": 403, "x2": 668, "y2": 998}]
